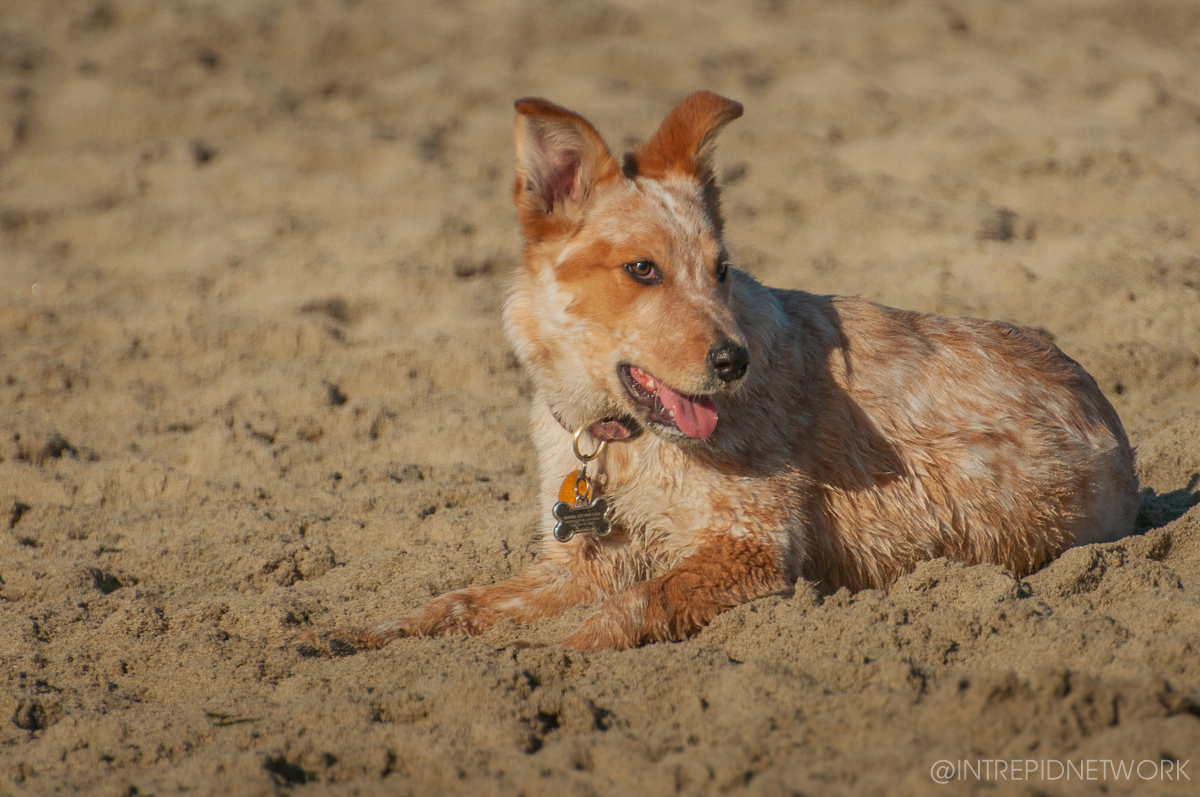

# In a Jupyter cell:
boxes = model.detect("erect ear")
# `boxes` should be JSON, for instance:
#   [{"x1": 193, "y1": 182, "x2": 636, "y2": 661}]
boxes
[
  {"x1": 513, "y1": 98, "x2": 621, "y2": 237},
  {"x1": 628, "y1": 91, "x2": 743, "y2": 184}
]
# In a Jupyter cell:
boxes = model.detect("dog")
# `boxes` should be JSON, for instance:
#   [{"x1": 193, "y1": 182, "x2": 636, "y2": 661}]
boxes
[{"x1": 300, "y1": 91, "x2": 1138, "y2": 654}]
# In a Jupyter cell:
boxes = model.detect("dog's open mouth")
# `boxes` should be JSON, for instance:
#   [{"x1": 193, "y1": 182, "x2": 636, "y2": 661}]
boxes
[{"x1": 619, "y1": 364, "x2": 719, "y2": 439}]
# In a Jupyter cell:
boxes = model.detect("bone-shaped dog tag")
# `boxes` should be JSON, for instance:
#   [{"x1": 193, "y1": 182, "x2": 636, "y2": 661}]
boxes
[{"x1": 552, "y1": 497, "x2": 612, "y2": 543}]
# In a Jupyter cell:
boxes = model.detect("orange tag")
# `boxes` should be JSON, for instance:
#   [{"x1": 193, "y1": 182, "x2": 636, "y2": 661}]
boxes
[{"x1": 558, "y1": 470, "x2": 596, "y2": 505}]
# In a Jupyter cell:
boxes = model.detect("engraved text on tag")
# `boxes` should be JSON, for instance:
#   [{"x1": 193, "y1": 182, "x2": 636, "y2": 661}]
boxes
[{"x1": 552, "y1": 497, "x2": 613, "y2": 542}]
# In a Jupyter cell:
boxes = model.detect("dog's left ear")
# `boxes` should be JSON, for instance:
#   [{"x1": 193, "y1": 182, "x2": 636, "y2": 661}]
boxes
[
  {"x1": 630, "y1": 91, "x2": 743, "y2": 185},
  {"x1": 513, "y1": 98, "x2": 621, "y2": 239}
]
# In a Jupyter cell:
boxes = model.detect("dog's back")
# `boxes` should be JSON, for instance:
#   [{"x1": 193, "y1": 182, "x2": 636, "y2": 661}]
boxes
[{"x1": 729, "y1": 286, "x2": 1139, "y2": 592}]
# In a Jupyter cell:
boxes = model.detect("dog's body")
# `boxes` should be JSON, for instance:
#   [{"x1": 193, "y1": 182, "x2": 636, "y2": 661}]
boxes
[{"x1": 306, "y1": 92, "x2": 1138, "y2": 654}]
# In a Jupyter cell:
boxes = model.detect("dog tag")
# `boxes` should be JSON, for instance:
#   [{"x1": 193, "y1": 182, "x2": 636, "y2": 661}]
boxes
[
  {"x1": 558, "y1": 470, "x2": 594, "y2": 503},
  {"x1": 551, "y1": 428, "x2": 613, "y2": 542},
  {"x1": 552, "y1": 496, "x2": 613, "y2": 543}
]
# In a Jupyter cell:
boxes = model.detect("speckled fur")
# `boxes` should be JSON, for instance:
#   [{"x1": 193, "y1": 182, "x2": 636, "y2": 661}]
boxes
[{"x1": 299, "y1": 92, "x2": 1138, "y2": 655}]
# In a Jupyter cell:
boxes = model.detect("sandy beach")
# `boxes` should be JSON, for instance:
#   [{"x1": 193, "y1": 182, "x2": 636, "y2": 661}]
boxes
[{"x1": 3, "y1": 1, "x2": 1199, "y2": 794}]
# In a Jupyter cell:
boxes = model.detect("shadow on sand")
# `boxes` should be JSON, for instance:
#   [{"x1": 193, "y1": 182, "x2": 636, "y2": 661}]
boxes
[{"x1": 1136, "y1": 472, "x2": 1200, "y2": 534}]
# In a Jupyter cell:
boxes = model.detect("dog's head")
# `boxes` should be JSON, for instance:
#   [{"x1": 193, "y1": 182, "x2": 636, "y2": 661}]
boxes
[{"x1": 503, "y1": 92, "x2": 749, "y2": 441}]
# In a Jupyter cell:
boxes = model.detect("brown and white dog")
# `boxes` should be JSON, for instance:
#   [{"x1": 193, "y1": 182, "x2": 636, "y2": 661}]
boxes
[{"x1": 304, "y1": 91, "x2": 1138, "y2": 654}]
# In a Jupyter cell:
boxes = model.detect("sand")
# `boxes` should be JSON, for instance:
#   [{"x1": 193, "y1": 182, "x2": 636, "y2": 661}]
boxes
[{"x1": 3, "y1": 1, "x2": 1200, "y2": 794}]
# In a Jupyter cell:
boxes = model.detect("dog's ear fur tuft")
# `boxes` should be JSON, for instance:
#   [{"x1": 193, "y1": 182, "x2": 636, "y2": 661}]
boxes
[
  {"x1": 634, "y1": 91, "x2": 743, "y2": 184},
  {"x1": 513, "y1": 98, "x2": 620, "y2": 239}
]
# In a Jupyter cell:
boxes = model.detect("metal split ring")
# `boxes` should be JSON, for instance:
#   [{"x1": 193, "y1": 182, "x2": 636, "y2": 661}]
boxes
[{"x1": 572, "y1": 426, "x2": 607, "y2": 463}]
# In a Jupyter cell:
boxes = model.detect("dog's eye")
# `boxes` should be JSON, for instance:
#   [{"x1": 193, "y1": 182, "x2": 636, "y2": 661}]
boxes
[
  {"x1": 716, "y1": 261, "x2": 730, "y2": 282},
  {"x1": 624, "y1": 261, "x2": 661, "y2": 285}
]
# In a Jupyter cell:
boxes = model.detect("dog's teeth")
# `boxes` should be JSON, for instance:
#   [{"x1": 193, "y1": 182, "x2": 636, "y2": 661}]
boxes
[{"x1": 630, "y1": 366, "x2": 658, "y2": 393}]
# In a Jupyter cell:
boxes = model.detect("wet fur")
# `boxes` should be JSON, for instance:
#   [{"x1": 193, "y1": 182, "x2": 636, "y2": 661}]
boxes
[{"x1": 299, "y1": 92, "x2": 1138, "y2": 655}]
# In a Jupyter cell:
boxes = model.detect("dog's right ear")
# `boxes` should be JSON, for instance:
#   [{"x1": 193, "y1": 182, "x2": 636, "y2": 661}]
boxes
[{"x1": 513, "y1": 98, "x2": 620, "y2": 239}]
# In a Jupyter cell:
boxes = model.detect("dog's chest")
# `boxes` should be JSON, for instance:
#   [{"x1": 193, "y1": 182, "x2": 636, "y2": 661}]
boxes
[
  {"x1": 534, "y1": 418, "x2": 792, "y2": 569},
  {"x1": 603, "y1": 440, "x2": 783, "y2": 563}
]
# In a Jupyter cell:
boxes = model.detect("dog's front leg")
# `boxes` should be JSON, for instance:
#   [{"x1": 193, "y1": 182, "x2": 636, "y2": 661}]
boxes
[
  {"x1": 387, "y1": 559, "x2": 607, "y2": 637},
  {"x1": 559, "y1": 533, "x2": 790, "y2": 652},
  {"x1": 295, "y1": 559, "x2": 606, "y2": 656}
]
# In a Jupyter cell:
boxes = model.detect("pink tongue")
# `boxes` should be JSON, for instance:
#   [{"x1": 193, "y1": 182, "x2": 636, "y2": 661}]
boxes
[{"x1": 657, "y1": 384, "x2": 719, "y2": 438}]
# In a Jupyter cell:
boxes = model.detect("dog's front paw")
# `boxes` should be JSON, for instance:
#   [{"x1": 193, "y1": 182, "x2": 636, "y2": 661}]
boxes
[
  {"x1": 559, "y1": 585, "x2": 658, "y2": 651},
  {"x1": 291, "y1": 625, "x2": 401, "y2": 658},
  {"x1": 560, "y1": 629, "x2": 616, "y2": 652},
  {"x1": 559, "y1": 612, "x2": 641, "y2": 652}
]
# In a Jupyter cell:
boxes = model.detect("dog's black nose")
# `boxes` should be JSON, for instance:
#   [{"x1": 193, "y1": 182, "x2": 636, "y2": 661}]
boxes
[{"x1": 708, "y1": 339, "x2": 750, "y2": 383}]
